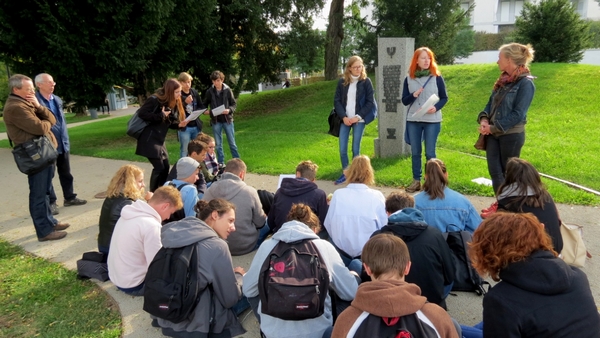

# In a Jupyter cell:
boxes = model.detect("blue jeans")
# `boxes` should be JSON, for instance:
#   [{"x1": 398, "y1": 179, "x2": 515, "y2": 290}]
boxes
[
  {"x1": 254, "y1": 222, "x2": 271, "y2": 250},
  {"x1": 29, "y1": 165, "x2": 58, "y2": 239},
  {"x1": 118, "y1": 282, "x2": 145, "y2": 296},
  {"x1": 406, "y1": 121, "x2": 441, "y2": 180},
  {"x1": 212, "y1": 122, "x2": 240, "y2": 164},
  {"x1": 461, "y1": 321, "x2": 483, "y2": 338},
  {"x1": 339, "y1": 122, "x2": 366, "y2": 170},
  {"x1": 485, "y1": 132, "x2": 525, "y2": 194},
  {"x1": 231, "y1": 295, "x2": 251, "y2": 316},
  {"x1": 178, "y1": 126, "x2": 200, "y2": 158}
]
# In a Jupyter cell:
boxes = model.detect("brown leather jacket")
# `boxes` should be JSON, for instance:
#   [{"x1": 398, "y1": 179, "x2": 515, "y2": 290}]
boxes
[{"x1": 4, "y1": 94, "x2": 57, "y2": 148}]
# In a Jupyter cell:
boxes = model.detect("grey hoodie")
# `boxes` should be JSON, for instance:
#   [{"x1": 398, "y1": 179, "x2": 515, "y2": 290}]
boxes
[
  {"x1": 156, "y1": 217, "x2": 245, "y2": 336},
  {"x1": 203, "y1": 172, "x2": 267, "y2": 255},
  {"x1": 243, "y1": 220, "x2": 359, "y2": 338}
]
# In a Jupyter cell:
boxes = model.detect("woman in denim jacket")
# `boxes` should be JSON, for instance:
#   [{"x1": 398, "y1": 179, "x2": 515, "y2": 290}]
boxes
[
  {"x1": 414, "y1": 158, "x2": 481, "y2": 233},
  {"x1": 332, "y1": 56, "x2": 377, "y2": 185},
  {"x1": 478, "y1": 43, "x2": 535, "y2": 206}
]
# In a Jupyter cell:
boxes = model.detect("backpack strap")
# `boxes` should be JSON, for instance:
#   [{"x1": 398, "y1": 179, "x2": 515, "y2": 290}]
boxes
[{"x1": 167, "y1": 181, "x2": 190, "y2": 192}]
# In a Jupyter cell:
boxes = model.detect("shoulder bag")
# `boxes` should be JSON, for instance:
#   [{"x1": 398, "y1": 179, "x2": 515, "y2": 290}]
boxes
[
  {"x1": 328, "y1": 108, "x2": 342, "y2": 137},
  {"x1": 10, "y1": 135, "x2": 58, "y2": 175}
]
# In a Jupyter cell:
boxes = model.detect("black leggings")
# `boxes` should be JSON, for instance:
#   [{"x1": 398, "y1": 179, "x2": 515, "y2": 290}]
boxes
[{"x1": 148, "y1": 157, "x2": 170, "y2": 192}]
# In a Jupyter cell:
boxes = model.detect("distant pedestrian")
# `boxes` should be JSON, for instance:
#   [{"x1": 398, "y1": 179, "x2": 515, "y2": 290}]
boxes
[
  {"x1": 203, "y1": 70, "x2": 240, "y2": 165},
  {"x1": 35, "y1": 73, "x2": 87, "y2": 215}
]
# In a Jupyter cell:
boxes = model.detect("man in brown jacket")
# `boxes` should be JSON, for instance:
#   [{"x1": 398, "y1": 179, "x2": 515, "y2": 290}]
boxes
[
  {"x1": 4, "y1": 74, "x2": 70, "y2": 241},
  {"x1": 332, "y1": 234, "x2": 459, "y2": 338}
]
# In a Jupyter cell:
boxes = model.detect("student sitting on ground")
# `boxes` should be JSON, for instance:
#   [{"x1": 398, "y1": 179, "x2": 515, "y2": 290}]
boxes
[
  {"x1": 369, "y1": 191, "x2": 455, "y2": 309},
  {"x1": 243, "y1": 204, "x2": 359, "y2": 338},
  {"x1": 164, "y1": 157, "x2": 201, "y2": 221},
  {"x1": 324, "y1": 155, "x2": 387, "y2": 266},
  {"x1": 98, "y1": 164, "x2": 152, "y2": 254},
  {"x1": 414, "y1": 158, "x2": 481, "y2": 233},
  {"x1": 167, "y1": 140, "x2": 209, "y2": 198},
  {"x1": 461, "y1": 212, "x2": 600, "y2": 337},
  {"x1": 332, "y1": 234, "x2": 459, "y2": 338},
  {"x1": 197, "y1": 133, "x2": 219, "y2": 184},
  {"x1": 202, "y1": 158, "x2": 268, "y2": 256},
  {"x1": 155, "y1": 199, "x2": 247, "y2": 338},
  {"x1": 108, "y1": 186, "x2": 182, "y2": 296},
  {"x1": 268, "y1": 160, "x2": 329, "y2": 237}
]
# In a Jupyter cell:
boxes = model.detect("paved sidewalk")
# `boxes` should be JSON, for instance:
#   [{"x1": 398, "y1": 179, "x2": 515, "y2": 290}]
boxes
[{"x1": 0, "y1": 112, "x2": 598, "y2": 336}]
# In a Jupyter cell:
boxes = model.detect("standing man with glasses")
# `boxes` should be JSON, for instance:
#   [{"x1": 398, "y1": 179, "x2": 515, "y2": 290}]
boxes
[
  {"x1": 35, "y1": 73, "x2": 87, "y2": 215},
  {"x1": 4, "y1": 74, "x2": 71, "y2": 241}
]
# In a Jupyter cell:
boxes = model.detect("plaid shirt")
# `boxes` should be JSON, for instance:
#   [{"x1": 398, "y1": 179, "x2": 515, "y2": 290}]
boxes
[{"x1": 204, "y1": 152, "x2": 219, "y2": 175}]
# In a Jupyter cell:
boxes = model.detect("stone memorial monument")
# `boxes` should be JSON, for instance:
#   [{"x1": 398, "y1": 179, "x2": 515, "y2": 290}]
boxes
[{"x1": 374, "y1": 37, "x2": 415, "y2": 158}]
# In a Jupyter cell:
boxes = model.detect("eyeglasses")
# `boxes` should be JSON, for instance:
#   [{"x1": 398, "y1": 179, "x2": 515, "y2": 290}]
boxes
[
  {"x1": 350, "y1": 65, "x2": 363, "y2": 70},
  {"x1": 208, "y1": 146, "x2": 215, "y2": 149},
  {"x1": 43, "y1": 81, "x2": 56, "y2": 86}
]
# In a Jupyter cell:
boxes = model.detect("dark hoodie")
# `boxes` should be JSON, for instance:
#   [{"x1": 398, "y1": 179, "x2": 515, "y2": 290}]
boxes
[
  {"x1": 156, "y1": 217, "x2": 245, "y2": 337},
  {"x1": 267, "y1": 177, "x2": 328, "y2": 234},
  {"x1": 370, "y1": 208, "x2": 455, "y2": 309},
  {"x1": 483, "y1": 250, "x2": 600, "y2": 337}
]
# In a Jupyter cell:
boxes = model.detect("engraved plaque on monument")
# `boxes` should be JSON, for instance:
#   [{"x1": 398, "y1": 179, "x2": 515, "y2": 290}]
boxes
[{"x1": 374, "y1": 37, "x2": 414, "y2": 158}]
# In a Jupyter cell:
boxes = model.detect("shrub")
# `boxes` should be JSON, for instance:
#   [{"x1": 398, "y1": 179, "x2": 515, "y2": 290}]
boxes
[{"x1": 514, "y1": 0, "x2": 591, "y2": 62}]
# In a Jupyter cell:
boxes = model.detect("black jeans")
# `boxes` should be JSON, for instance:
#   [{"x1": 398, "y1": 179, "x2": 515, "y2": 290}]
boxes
[
  {"x1": 485, "y1": 132, "x2": 525, "y2": 194},
  {"x1": 148, "y1": 157, "x2": 170, "y2": 192},
  {"x1": 48, "y1": 152, "x2": 76, "y2": 203}
]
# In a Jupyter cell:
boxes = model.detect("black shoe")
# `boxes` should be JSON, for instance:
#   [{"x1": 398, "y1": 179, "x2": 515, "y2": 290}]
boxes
[
  {"x1": 50, "y1": 203, "x2": 59, "y2": 215},
  {"x1": 64, "y1": 197, "x2": 87, "y2": 206}
]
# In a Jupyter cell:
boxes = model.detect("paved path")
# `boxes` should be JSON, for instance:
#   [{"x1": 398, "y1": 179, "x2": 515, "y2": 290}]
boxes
[{"x1": 0, "y1": 109, "x2": 598, "y2": 337}]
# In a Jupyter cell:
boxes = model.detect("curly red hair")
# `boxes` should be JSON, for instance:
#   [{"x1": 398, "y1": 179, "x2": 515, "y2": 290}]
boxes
[
  {"x1": 408, "y1": 47, "x2": 440, "y2": 79},
  {"x1": 469, "y1": 212, "x2": 556, "y2": 281}
]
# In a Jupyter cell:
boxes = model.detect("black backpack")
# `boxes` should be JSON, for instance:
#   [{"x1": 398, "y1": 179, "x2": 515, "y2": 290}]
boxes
[
  {"x1": 143, "y1": 243, "x2": 205, "y2": 323},
  {"x1": 352, "y1": 311, "x2": 439, "y2": 338},
  {"x1": 443, "y1": 230, "x2": 489, "y2": 295},
  {"x1": 258, "y1": 239, "x2": 330, "y2": 320},
  {"x1": 163, "y1": 182, "x2": 191, "y2": 224}
]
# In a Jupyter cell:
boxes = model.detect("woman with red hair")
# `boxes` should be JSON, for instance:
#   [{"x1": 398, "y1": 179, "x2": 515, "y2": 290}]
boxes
[
  {"x1": 401, "y1": 47, "x2": 448, "y2": 193},
  {"x1": 465, "y1": 212, "x2": 599, "y2": 337}
]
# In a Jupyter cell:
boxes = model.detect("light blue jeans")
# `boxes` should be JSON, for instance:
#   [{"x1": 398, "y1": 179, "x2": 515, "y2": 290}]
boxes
[
  {"x1": 212, "y1": 122, "x2": 240, "y2": 164},
  {"x1": 178, "y1": 126, "x2": 200, "y2": 158},
  {"x1": 339, "y1": 122, "x2": 366, "y2": 170},
  {"x1": 406, "y1": 121, "x2": 441, "y2": 180}
]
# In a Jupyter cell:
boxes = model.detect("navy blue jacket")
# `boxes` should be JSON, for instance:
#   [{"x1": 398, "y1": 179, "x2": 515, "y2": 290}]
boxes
[
  {"x1": 333, "y1": 77, "x2": 377, "y2": 124},
  {"x1": 35, "y1": 91, "x2": 69, "y2": 154}
]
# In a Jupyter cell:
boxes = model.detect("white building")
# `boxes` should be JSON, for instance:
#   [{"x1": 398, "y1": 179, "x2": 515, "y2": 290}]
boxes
[{"x1": 462, "y1": 0, "x2": 600, "y2": 33}]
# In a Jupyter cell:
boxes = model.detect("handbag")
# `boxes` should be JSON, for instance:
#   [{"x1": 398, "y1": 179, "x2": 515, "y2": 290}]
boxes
[
  {"x1": 474, "y1": 133, "x2": 486, "y2": 150},
  {"x1": 327, "y1": 108, "x2": 342, "y2": 137},
  {"x1": 126, "y1": 110, "x2": 149, "y2": 139},
  {"x1": 10, "y1": 135, "x2": 58, "y2": 175},
  {"x1": 559, "y1": 222, "x2": 588, "y2": 267}
]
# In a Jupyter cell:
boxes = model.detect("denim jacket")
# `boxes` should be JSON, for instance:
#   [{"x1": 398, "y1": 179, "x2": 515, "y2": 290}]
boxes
[
  {"x1": 477, "y1": 76, "x2": 535, "y2": 134},
  {"x1": 414, "y1": 186, "x2": 481, "y2": 233}
]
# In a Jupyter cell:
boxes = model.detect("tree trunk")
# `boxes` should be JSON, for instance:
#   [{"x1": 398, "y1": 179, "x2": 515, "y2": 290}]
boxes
[
  {"x1": 73, "y1": 105, "x2": 87, "y2": 116},
  {"x1": 324, "y1": 0, "x2": 345, "y2": 80}
]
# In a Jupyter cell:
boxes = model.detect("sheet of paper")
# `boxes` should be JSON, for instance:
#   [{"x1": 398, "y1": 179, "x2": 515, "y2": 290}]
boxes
[
  {"x1": 471, "y1": 177, "x2": 493, "y2": 186},
  {"x1": 184, "y1": 108, "x2": 206, "y2": 122},
  {"x1": 278, "y1": 174, "x2": 296, "y2": 189},
  {"x1": 411, "y1": 94, "x2": 440, "y2": 118},
  {"x1": 211, "y1": 105, "x2": 226, "y2": 116}
]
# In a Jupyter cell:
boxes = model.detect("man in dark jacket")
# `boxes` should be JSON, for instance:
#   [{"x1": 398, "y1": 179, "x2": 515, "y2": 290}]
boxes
[
  {"x1": 35, "y1": 73, "x2": 87, "y2": 215},
  {"x1": 267, "y1": 160, "x2": 329, "y2": 237},
  {"x1": 370, "y1": 191, "x2": 455, "y2": 309},
  {"x1": 202, "y1": 70, "x2": 239, "y2": 165}
]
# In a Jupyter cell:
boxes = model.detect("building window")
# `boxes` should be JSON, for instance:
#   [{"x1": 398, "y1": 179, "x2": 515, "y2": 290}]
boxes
[
  {"x1": 461, "y1": 1, "x2": 474, "y2": 25},
  {"x1": 571, "y1": 0, "x2": 585, "y2": 17},
  {"x1": 498, "y1": 0, "x2": 524, "y2": 23}
]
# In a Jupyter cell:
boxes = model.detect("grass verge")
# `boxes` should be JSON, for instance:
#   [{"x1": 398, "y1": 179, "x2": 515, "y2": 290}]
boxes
[{"x1": 0, "y1": 239, "x2": 121, "y2": 337}]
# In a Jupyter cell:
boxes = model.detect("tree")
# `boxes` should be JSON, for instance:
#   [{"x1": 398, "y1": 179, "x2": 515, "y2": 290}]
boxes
[
  {"x1": 514, "y1": 0, "x2": 591, "y2": 63},
  {"x1": 589, "y1": 20, "x2": 600, "y2": 48},
  {"x1": 372, "y1": 0, "x2": 472, "y2": 64},
  {"x1": 453, "y1": 18, "x2": 475, "y2": 59},
  {"x1": 281, "y1": 21, "x2": 325, "y2": 75},
  {"x1": 324, "y1": 0, "x2": 345, "y2": 80}
]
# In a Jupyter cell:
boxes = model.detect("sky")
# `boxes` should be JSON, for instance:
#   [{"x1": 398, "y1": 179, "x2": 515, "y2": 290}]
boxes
[{"x1": 313, "y1": 0, "x2": 375, "y2": 30}]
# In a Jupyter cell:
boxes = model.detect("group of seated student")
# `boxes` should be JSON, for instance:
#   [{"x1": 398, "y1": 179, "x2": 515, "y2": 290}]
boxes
[{"x1": 100, "y1": 153, "x2": 598, "y2": 337}]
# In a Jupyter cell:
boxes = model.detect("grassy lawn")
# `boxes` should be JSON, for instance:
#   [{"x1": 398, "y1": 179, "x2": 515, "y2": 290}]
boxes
[
  {"x1": 1, "y1": 63, "x2": 598, "y2": 205},
  {"x1": 0, "y1": 239, "x2": 121, "y2": 337},
  {"x1": 0, "y1": 113, "x2": 109, "y2": 133}
]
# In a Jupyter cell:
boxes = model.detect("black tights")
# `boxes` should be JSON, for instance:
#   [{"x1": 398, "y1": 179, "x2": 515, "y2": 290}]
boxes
[{"x1": 148, "y1": 157, "x2": 170, "y2": 192}]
